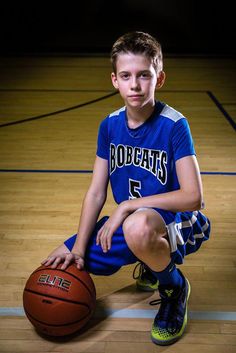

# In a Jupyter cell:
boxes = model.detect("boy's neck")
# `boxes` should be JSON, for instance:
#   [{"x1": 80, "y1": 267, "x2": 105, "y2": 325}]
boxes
[{"x1": 126, "y1": 102, "x2": 156, "y2": 129}]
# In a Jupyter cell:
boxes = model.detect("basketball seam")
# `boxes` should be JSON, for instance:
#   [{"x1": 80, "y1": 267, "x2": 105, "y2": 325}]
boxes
[
  {"x1": 24, "y1": 288, "x2": 93, "y2": 309},
  {"x1": 31, "y1": 267, "x2": 96, "y2": 299}
]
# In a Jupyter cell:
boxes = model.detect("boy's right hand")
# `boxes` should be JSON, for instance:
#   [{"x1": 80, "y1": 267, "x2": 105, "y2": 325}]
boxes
[{"x1": 41, "y1": 252, "x2": 85, "y2": 271}]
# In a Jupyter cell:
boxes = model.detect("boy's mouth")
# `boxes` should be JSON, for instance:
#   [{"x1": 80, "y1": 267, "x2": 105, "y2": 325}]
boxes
[{"x1": 128, "y1": 94, "x2": 143, "y2": 98}]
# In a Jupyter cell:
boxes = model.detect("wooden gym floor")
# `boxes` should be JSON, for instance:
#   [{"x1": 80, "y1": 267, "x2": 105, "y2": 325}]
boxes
[{"x1": 0, "y1": 55, "x2": 235, "y2": 352}]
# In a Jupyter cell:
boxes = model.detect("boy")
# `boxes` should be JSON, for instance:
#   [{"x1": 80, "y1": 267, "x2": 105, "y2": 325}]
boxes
[{"x1": 42, "y1": 31, "x2": 210, "y2": 345}]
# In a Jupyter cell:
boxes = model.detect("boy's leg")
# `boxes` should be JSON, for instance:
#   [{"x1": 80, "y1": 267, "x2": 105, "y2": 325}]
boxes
[
  {"x1": 43, "y1": 216, "x2": 138, "y2": 276},
  {"x1": 123, "y1": 208, "x2": 190, "y2": 346},
  {"x1": 123, "y1": 208, "x2": 172, "y2": 272},
  {"x1": 133, "y1": 208, "x2": 180, "y2": 292}
]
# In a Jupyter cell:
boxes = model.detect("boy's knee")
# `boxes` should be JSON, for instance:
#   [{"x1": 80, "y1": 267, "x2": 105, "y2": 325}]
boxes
[
  {"x1": 123, "y1": 212, "x2": 165, "y2": 251},
  {"x1": 123, "y1": 214, "x2": 169, "y2": 262},
  {"x1": 123, "y1": 212, "x2": 148, "y2": 239}
]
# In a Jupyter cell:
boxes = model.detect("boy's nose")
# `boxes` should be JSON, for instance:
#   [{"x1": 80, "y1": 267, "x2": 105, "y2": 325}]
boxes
[{"x1": 130, "y1": 77, "x2": 140, "y2": 90}]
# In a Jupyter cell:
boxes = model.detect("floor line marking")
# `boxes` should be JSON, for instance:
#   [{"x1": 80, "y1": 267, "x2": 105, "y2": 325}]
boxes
[
  {"x1": 207, "y1": 91, "x2": 236, "y2": 131},
  {"x1": 1, "y1": 307, "x2": 235, "y2": 321},
  {"x1": 0, "y1": 91, "x2": 118, "y2": 128}
]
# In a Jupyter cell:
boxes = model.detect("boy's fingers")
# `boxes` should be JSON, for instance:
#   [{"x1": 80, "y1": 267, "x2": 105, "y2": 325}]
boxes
[
  {"x1": 100, "y1": 232, "x2": 106, "y2": 252},
  {"x1": 42, "y1": 256, "x2": 55, "y2": 266},
  {"x1": 42, "y1": 252, "x2": 76, "y2": 269},
  {"x1": 105, "y1": 234, "x2": 112, "y2": 251},
  {"x1": 102, "y1": 233, "x2": 110, "y2": 253},
  {"x1": 41, "y1": 257, "x2": 50, "y2": 265},
  {"x1": 76, "y1": 258, "x2": 84, "y2": 270},
  {"x1": 61, "y1": 253, "x2": 74, "y2": 269},
  {"x1": 107, "y1": 237, "x2": 111, "y2": 250},
  {"x1": 51, "y1": 256, "x2": 63, "y2": 269},
  {"x1": 100, "y1": 238, "x2": 106, "y2": 252},
  {"x1": 96, "y1": 233, "x2": 100, "y2": 245},
  {"x1": 96, "y1": 224, "x2": 113, "y2": 252},
  {"x1": 96, "y1": 225, "x2": 104, "y2": 245},
  {"x1": 60, "y1": 260, "x2": 70, "y2": 270}
]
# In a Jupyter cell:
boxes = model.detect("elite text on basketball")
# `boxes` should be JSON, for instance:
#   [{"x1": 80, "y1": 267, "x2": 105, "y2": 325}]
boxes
[{"x1": 37, "y1": 274, "x2": 71, "y2": 291}]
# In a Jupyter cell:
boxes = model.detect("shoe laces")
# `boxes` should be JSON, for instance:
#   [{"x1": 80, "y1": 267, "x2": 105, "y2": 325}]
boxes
[
  {"x1": 150, "y1": 287, "x2": 182, "y2": 334},
  {"x1": 132, "y1": 262, "x2": 145, "y2": 280},
  {"x1": 133, "y1": 262, "x2": 158, "y2": 285}
]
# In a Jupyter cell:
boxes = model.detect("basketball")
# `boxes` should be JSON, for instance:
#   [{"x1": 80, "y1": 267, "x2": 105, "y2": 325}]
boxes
[{"x1": 23, "y1": 264, "x2": 96, "y2": 336}]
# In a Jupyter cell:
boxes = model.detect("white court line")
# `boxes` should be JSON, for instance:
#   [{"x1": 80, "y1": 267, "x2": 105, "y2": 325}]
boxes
[{"x1": 0, "y1": 307, "x2": 236, "y2": 321}]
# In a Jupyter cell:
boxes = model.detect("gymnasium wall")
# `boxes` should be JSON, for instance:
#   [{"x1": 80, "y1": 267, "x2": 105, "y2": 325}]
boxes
[{"x1": 0, "y1": 1, "x2": 235, "y2": 55}]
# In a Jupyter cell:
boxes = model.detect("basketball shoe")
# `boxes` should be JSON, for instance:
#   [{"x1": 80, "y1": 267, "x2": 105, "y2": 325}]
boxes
[
  {"x1": 133, "y1": 262, "x2": 159, "y2": 292},
  {"x1": 150, "y1": 269, "x2": 191, "y2": 345}
]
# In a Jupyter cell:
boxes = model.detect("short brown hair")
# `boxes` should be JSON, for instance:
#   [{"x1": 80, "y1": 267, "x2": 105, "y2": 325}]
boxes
[{"x1": 110, "y1": 31, "x2": 163, "y2": 73}]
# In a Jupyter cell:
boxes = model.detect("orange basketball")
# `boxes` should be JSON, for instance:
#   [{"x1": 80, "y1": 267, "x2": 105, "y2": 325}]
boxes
[{"x1": 23, "y1": 264, "x2": 96, "y2": 336}]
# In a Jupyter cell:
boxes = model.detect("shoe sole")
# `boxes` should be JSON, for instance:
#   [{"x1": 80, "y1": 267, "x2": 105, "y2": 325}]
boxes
[{"x1": 136, "y1": 283, "x2": 158, "y2": 292}]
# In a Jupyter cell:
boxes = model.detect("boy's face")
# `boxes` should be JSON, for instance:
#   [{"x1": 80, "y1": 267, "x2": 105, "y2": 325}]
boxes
[{"x1": 111, "y1": 52, "x2": 164, "y2": 109}]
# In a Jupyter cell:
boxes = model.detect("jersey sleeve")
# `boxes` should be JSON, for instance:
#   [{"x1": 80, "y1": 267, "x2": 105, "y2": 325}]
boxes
[
  {"x1": 171, "y1": 118, "x2": 196, "y2": 161},
  {"x1": 96, "y1": 117, "x2": 109, "y2": 160}
]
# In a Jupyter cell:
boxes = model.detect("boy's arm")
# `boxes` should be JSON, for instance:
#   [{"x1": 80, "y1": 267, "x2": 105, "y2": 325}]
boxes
[
  {"x1": 123, "y1": 155, "x2": 203, "y2": 213},
  {"x1": 72, "y1": 156, "x2": 109, "y2": 257},
  {"x1": 42, "y1": 156, "x2": 109, "y2": 269}
]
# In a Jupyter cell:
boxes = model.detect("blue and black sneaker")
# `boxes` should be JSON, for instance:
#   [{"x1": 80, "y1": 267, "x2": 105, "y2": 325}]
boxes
[
  {"x1": 150, "y1": 269, "x2": 191, "y2": 345},
  {"x1": 133, "y1": 262, "x2": 158, "y2": 292}
]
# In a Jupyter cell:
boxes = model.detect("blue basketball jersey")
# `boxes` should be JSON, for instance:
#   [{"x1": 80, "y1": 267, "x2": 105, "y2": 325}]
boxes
[{"x1": 96, "y1": 101, "x2": 195, "y2": 204}]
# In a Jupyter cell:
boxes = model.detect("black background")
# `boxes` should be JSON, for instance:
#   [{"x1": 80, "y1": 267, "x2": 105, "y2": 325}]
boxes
[{"x1": 1, "y1": 1, "x2": 235, "y2": 55}]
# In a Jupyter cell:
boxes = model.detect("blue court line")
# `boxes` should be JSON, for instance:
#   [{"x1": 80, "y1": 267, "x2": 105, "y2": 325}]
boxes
[
  {"x1": 200, "y1": 171, "x2": 236, "y2": 176},
  {"x1": 0, "y1": 307, "x2": 235, "y2": 321},
  {"x1": 0, "y1": 169, "x2": 235, "y2": 175}
]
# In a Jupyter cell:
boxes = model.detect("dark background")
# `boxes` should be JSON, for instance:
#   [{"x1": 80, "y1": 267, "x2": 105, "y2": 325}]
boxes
[{"x1": 0, "y1": 1, "x2": 235, "y2": 56}]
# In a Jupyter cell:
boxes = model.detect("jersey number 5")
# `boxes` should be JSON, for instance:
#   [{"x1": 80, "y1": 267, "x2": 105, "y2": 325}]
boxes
[{"x1": 129, "y1": 178, "x2": 142, "y2": 199}]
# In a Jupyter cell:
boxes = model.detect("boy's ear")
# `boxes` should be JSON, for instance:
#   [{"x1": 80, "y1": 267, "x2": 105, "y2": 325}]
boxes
[
  {"x1": 111, "y1": 72, "x2": 119, "y2": 89},
  {"x1": 156, "y1": 71, "x2": 166, "y2": 90}
]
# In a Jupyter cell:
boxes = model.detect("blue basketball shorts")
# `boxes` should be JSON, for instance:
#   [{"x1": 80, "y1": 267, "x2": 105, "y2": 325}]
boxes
[{"x1": 64, "y1": 208, "x2": 210, "y2": 276}]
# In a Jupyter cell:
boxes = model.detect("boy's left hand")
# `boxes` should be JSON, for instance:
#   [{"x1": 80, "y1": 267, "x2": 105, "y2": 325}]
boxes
[{"x1": 96, "y1": 201, "x2": 130, "y2": 252}]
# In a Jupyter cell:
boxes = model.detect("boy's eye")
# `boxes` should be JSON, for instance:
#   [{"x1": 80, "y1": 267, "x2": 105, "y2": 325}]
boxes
[
  {"x1": 120, "y1": 73, "x2": 130, "y2": 79},
  {"x1": 119, "y1": 72, "x2": 152, "y2": 80},
  {"x1": 140, "y1": 72, "x2": 152, "y2": 78}
]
